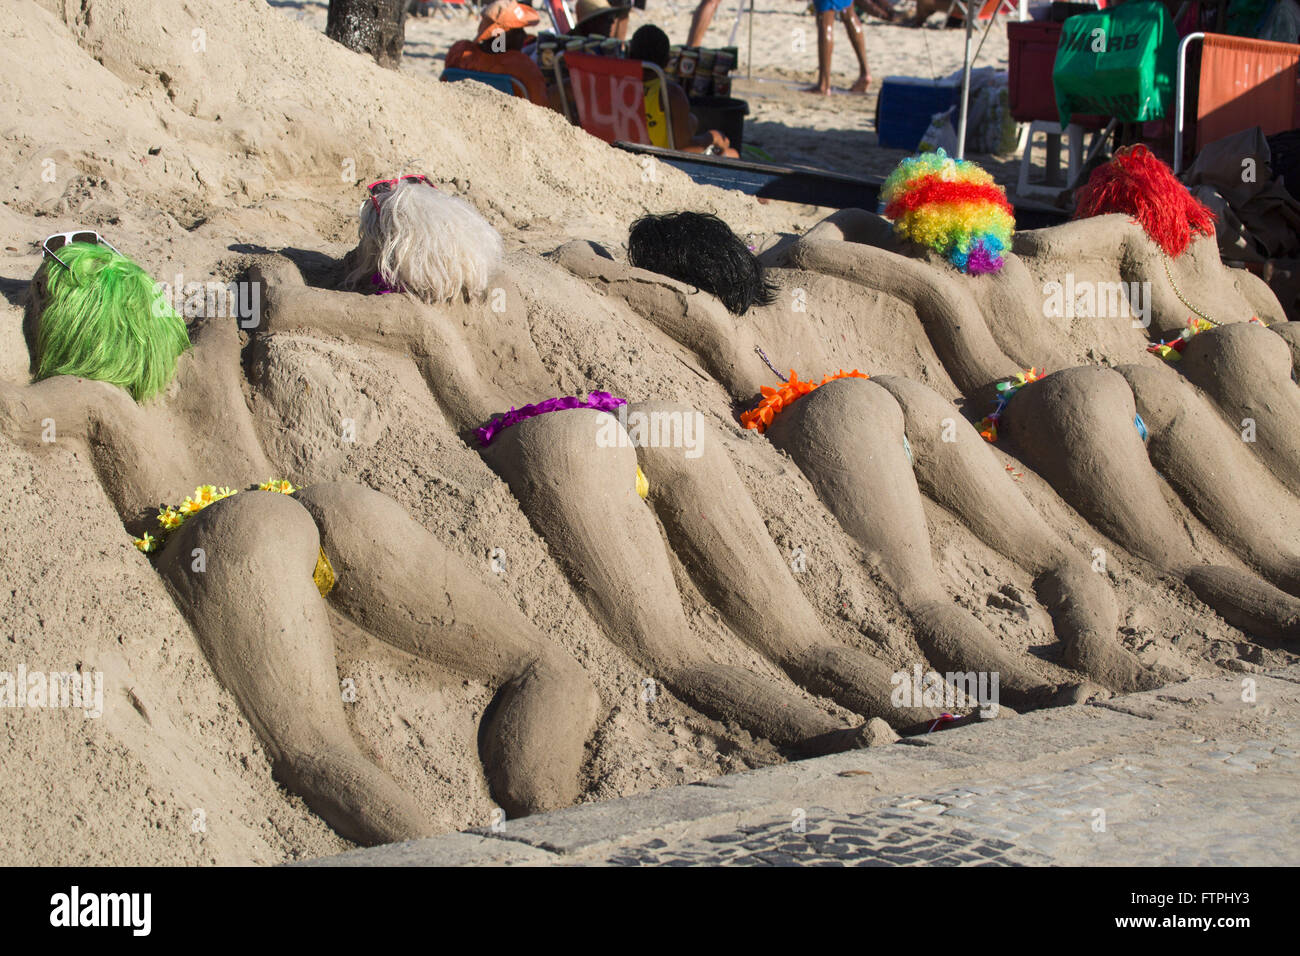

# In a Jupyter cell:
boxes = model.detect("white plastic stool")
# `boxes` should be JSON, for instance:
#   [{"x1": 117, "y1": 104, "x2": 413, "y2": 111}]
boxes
[
  {"x1": 1016, "y1": 121, "x2": 1088, "y2": 204},
  {"x1": 1016, "y1": 119, "x2": 1118, "y2": 205}
]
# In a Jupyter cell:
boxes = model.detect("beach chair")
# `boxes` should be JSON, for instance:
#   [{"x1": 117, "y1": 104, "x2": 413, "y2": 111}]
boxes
[
  {"x1": 948, "y1": 0, "x2": 1027, "y2": 25},
  {"x1": 556, "y1": 52, "x2": 678, "y2": 149},
  {"x1": 441, "y1": 66, "x2": 529, "y2": 99},
  {"x1": 1174, "y1": 32, "x2": 1300, "y2": 173},
  {"x1": 975, "y1": 0, "x2": 1026, "y2": 23},
  {"x1": 544, "y1": 0, "x2": 575, "y2": 34}
]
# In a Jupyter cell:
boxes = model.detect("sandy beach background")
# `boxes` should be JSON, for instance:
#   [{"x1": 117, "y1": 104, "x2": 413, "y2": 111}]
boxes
[{"x1": 279, "y1": 0, "x2": 1023, "y2": 181}]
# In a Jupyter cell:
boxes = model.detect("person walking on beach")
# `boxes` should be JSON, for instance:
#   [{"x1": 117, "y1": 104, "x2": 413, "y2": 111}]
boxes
[
  {"x1": 686, "y1": 0, "x2": 723, "y2": 47},
  {"x1": 807, "y1": 0, "x2": 872, "y2": 95}
]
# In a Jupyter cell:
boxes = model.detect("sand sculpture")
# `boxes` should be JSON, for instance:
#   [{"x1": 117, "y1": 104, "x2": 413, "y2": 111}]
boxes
[
  {"x1": 552, "y1": 173, "x2": 1300, "y2": 686},
  {"x1": 4, "y1": 237, "x2": 599, "y2": 847},
  {"x1": 9, "y1": 154, "x2": 1299, "y2": 847},
  {"x1": 258, "y1": 180, "x2": 955, "y2": 758}
]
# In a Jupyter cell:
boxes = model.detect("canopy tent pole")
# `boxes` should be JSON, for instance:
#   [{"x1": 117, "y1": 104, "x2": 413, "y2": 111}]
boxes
[
  {"x1": 955, "y1": 5, "x2": 1003, "y2": 158},
  {"x1": 956, "y1": 7, "x2": 975, "y2": 159},
  {"x1": 748, "y1": 0, "x2": 754, "y2": 80}
]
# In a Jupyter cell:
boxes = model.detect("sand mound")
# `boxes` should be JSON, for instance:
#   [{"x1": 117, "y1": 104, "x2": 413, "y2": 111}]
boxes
[{"x1": 1, "y1": 0, "x2": 1297, "y2": 864}]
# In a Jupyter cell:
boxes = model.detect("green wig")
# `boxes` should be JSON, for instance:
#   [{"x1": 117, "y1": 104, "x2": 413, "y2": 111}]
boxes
[{"x1": 35, "y1": 242, "x2": 190, "y2": 402}]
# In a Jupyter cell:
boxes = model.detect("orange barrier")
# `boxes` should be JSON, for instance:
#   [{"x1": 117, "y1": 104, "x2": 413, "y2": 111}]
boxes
[{"x1": 1175, "y1": 32, "x2": 1300, "y2": 171}]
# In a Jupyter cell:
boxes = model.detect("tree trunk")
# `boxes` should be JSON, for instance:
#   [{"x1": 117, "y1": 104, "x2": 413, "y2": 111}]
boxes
[{"x1": 326, "y1": 0, "x2": 407, "y2": 70}]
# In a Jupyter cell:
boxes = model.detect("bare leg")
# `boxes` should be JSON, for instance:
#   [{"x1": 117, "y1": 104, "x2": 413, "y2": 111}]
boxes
[
  {"x1": 910, "y1": 0, "x2": 937, "y2": 25},
  {"x1": 872, "y1": 374, "x2": 1169, "y2": 692},
  {"x1": 805, "y1": 11, "x2": 835, "y2": 95},
  {"x1": 687, "y1": 0, "x2": 723, "y2": 47},
  {"x1": 764, "y1": 377, "x2": 1062, "y2": 708},
  {"x1": 293, "y1": 482, "x2": 599, "y2": 818},
  {"x1": 481, "y1": 407, "x2": 869, "y2": 753},
  {"x1": 156, "y1": 491, "x2": 432, "y2": 846},
  {"x1": 840, "y1": 9, "x2": 870, "y2": 92},
  {"x1": 628, "y1": 401, "x2": 943, "y2": 728}
]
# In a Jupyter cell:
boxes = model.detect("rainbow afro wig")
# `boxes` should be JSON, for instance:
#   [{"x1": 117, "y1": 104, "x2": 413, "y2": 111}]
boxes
[
  {"x1": 1073, "y1": 145, "x2": 1216, "y2": 259},
  {"x1": 34, "y1": 242, "x2": 190, "y2": 402},
  {"x1": 880, "y1": 149, "x2": 1014, "y2": 275}
]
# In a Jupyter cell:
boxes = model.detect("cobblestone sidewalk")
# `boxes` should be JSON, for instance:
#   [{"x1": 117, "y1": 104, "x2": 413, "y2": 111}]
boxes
[{"x1": 307, "y1": 666, "x2": 1300, "y2": 867}]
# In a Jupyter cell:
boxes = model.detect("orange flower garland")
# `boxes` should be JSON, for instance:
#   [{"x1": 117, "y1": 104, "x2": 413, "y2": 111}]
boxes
[{"x1": 740, "y1": 369, "x2": 870, "y2": 433}]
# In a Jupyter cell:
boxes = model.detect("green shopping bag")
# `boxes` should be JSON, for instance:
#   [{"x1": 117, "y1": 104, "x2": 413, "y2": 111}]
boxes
[{"x1": 1052, "y1": 0, "x2": 1178, "y2": 126}]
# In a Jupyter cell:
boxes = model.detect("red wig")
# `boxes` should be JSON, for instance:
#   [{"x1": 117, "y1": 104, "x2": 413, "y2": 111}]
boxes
[{"x1": 1073, "y1": 145, "x2": 1216, "y2": 258}]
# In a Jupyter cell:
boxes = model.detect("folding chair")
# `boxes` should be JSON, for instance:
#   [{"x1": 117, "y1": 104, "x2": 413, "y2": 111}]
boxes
[
  {"x1": 1174, "y1": 32, "x2": 1300, "y2": 173},
  {"x1": 948, "y1": 0, "x2": 1027, "y2": 25},
  {"x1": 544, "y1": 0, "x2": 576, "y2": 34},
  {"x1": 441, "y1": 66, "x2": 529, "y2": 99},
  {"x1": 974, "y1": 0, "x2": 1026, "y2": 23},
  {"x1": 556, "y1": 51, "x2": 677, "y2": 148}
]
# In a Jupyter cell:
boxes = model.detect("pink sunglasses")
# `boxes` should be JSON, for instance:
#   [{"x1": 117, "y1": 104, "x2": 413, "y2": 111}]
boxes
[{"x1": 367, "y1": 174, "x2": 436, "y2": 214}]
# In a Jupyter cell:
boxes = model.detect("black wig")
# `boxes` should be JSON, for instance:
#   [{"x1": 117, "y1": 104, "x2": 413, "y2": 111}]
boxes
[{"x1": 627, "y1": 212, "x2": 778, "y2": 316}]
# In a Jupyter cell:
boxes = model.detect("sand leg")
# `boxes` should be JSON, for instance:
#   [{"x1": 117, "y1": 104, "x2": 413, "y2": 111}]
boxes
[
  {"x1": 627, "y1": 401, "x2": 943, "y2": 728},
  {"x1": 872, "y1": 374, "x2": 1167, "y2": 692},
  {"x1": 293, "y1": 482, "x2": 599, "y2": 818},
  {"x1": 1117, "y1": 365, "x2": 1300, "y2": 595},
  {"x1": 1184, "y1": 566, "x2": 1300, "y2": 643},
  {"x1": 1002, "y1": 366, "x2": 1195, "y2": 569},
  {"x1": 1270, "y1": 321, "x2": 1300, "y2": 370},
  {"x1": 156, "y1": 491, "x2": 432, "y2": 846},
  {"x1": 1181, "y1": 322, "x2": 1300, "y2": 491},
  {"x1": 482, "y1": 407, "x2": 866, "y2": 752},
  {"x1": 765, "y1": 377, "x2": 1059, "y2": 708},
  {"x1": 1006, "y1": 366, "x2": 1300, "y2": 641},
  {"x1": 781, "y1": 237, "x2": 1020, "y2": 395}
]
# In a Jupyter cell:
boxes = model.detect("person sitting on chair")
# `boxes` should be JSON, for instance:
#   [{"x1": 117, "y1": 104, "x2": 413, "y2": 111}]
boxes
[
  {"x1": 571, "y1": 0, "x2": 632, "y2": 38},
  {"x1": 628, "y1": 25, "x2": 738, "y2": 158},
  {"x1": 445, "y1": 0, "x2": 553, "y2": 109}
]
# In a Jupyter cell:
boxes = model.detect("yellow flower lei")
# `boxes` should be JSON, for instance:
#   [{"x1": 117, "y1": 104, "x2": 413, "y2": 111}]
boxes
[{"x1": 132, "y1": 479, "x2": 297, "y2": 554}]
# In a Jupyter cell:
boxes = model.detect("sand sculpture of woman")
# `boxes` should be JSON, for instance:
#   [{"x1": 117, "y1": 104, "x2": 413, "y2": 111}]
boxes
[
  {"x1": 256, "y1": 176, "x2": 983, "y2": 747},
  {"x1": 1, "y1": 234, "x2": 601, "y2": 846}
]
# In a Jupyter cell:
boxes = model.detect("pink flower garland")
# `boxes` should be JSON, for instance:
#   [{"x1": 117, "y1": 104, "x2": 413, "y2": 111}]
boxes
[{"x1": 475, "y1": 391, "x2": 628, "y2": 446}]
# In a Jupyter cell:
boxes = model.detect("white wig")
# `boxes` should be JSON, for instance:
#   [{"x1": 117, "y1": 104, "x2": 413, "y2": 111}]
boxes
[{"x1": 345, "y1": 180, "x2": 504, "y2": 303}]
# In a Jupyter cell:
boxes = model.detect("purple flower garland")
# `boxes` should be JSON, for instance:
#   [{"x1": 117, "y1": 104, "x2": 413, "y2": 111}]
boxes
[{"x1": 475, "y1": 391, "x2": 628, "y2": 446}]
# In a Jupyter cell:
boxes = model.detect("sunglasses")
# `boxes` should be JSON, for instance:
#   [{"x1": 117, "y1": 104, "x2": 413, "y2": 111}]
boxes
[
  {"x1": 42, "y1": 230, "x2": 122, "y2": 271},
  {"x1": 367, "y1": 174, "x2": 436, "y2": 214}
]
